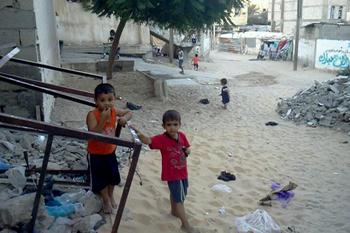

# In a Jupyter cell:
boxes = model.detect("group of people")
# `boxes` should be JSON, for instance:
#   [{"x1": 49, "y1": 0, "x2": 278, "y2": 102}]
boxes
[
  {"x1": 177, "y1": 46, "x2": 200, "y2": 74},
  {"x1": 87, "y1": 53, "x2": 230, "y2": 233}
]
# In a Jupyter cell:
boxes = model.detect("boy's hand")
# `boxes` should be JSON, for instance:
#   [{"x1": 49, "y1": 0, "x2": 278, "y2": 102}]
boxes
[
  {"x1": 118, "y1": 117, "x2": 127, "y2": 126},
  {"x1": 101, "y1": 107, "x2": 111, "y2": 121}
]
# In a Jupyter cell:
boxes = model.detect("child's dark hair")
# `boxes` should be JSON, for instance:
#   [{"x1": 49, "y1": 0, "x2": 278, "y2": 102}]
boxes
[
  {"x1": 94, "y1": 83, "x2": 115, "y2": 99},
  {"x1": 162, "y1": 110, "x2": 181, "y2": 124},
  {"x1": 195, "y1": 54, "x2": 198, "y2": 57},
  {"x1": 220, "y1": 78, "x2": 228, "y2": 85}
]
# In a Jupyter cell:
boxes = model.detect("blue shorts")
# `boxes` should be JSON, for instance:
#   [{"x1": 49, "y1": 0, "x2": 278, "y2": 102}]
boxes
[
  {"x1": 88, "y1": 153, "x2": 121, "y2": 193},
  {"x1": 168, "y1": 179, "x2": 188, "y2": 203}
]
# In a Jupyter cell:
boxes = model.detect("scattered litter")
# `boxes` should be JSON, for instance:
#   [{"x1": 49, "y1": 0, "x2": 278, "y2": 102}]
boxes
[
  {"x1": 126, "y1": 102, "x2": 142, "y2": 110},
  {"x1": 235, "y1": 209, "x2": 281, "y2": 233},
  {"x1": 199, "y1": 98, "x2": 210, "y2": 104},
  {"x1": 217, "y1": 171, "x2": 236, "y2": 182},
  {"x1": 5, "y1": 166, "x2": 26, "y2": 194},
  {"x1": 0, "y1": 159, "x2": 11, "y2": 172},
  {"x1": 259, "y1": 181, "x2": 297, "y2": 208},
  {"x1": 218, "y1": 207, "x2": 226, "y2": 216},
  {"x1": 341, "y1": 141, "x2": 348, "y2": 144},
  {"x1": 211, "y1": 184, "x2": 232, "y2": 193},
  {"x1": 265, "y1": 121, "x2": 279, "y2": 126}
]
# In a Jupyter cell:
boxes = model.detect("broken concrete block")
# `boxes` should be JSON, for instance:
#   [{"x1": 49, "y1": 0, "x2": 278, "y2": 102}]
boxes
[
  {"x1": 0, "y1": 193, "x2": 46, "y2": 227},
  {"x1": 72, "y1": 214, "x2": 103, "y2": 233},
  {"x1": 79, "y1": 191, "x2": 102, "y2": 216}
]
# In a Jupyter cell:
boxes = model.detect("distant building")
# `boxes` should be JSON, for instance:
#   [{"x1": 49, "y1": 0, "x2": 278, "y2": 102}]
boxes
[
  {"x1": 268, "y1": 0, "x2": 350, "y2": 35},
  {"x1": 250, "y1": 0, "x2": 268, "y2": 11},
  {"x1": 230, "y1": 5, "x2": 248, "y2": 26}
]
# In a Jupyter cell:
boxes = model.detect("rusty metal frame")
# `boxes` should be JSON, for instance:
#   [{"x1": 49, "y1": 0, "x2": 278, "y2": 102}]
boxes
[
  {"x1": 0, "y1": 56, "x2": 103, "y2": 80},
  {"x1": 0, "y1": 113, "x2": 142, "y2": 233}
]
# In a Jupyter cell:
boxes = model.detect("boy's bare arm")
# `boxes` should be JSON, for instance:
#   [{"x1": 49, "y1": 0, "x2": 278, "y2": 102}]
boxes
[
  {"x1": 117, "y1": 109, "x2": 133, "y2": 125},
  {"x1": 86, "y1": 110, "x2": 108, "y2": 133},
  {"x1": 130, "y1": 127, "x2": 151, "y2": 145}
]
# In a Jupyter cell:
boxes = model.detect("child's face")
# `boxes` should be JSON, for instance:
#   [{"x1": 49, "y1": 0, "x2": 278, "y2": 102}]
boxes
[
  {"x1": 95, "y1": 92, "x2": 115, "y2": 111},
  {"x1": 163, "y1": 120, "x2": 181, "y2": 138}
]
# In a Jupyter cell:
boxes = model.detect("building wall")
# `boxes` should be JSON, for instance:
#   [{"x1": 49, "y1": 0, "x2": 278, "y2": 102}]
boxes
[
  {"x1": 0, "y1": 0, "x2": 61, "y2": 121},
  {"x1": 268, "y1": 0, "x2": 350, "y2": 34},
  {"x1": 230, "y1": 5, "x2": 248, "y2": 26},
  {"x1": 53, "y1": 0, "x2": 150, "y2": 46},
  {"x1": 315, "y1": 39, "x2": 350, "y2": 70},
  {"x1": 299, "y1": 38, "x2": 317, "y2": 67},
  {"x1": 33, "y1": 0, "x2": 61, "y2": 121}
]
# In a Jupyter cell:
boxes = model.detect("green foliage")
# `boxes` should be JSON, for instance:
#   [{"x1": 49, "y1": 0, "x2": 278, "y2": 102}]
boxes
[
  {"x1": 247, "y1": 3, "x2": 268, "y2": 25},
  {"x1": 81, "y1": 0, "x2": 246, "y2": 31}
]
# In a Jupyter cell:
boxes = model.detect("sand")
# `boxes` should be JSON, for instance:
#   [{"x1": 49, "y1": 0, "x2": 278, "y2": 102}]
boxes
[{"x1": 52, "y1": 51, "x2": 350, "y2": 233}]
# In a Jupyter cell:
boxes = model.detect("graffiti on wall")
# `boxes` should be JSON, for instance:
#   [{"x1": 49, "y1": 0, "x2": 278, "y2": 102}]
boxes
[
  {"x1": 316, "y1": 40, "x2": 350, "y2": 70},
  {"x1": 318, "y1": 49, "x2": 350, "y2": 69}
]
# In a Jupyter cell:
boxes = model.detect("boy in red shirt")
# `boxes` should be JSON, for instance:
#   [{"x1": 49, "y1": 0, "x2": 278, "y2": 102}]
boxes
[
  {"x1": 133, "y1": 110, "x2": 198, "y2": 233},
  {"x1": 192, "y1": 54, "x2": 199, "y2": 71},
  {"x1": 86, "y1": 83, "x2": 132, "y2": 214}
]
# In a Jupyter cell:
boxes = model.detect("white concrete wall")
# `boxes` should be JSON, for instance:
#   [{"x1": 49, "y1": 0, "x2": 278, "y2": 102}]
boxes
[
  {"x1": 299, "y1": 39, "x2": 316, "y2": 67},
  {"x1": 53, "y1": 0, "x2": 150, "y2": 46},
  {"x1": 33, "y1": 0, "x2": 61, "y2": 121},
  {"x1": 315, "y1": 39, "x2": 350, "y2": 70}
]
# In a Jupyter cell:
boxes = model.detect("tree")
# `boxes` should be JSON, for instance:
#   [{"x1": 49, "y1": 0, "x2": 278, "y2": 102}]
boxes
[
  {"x1": 247, "y1": 3, "x2": 268, "y2": 25},
  {"x1": 82, "y1": 0, "x2": 245, "y2": 79}
]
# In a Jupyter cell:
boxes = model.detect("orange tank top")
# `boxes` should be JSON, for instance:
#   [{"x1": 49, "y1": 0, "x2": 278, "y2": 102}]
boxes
[{"x1": 87, "y1": 107, "x2": 117, "y2": 155}]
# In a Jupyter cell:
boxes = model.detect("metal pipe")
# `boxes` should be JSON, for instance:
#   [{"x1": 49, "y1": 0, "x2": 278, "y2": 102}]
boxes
[
  {"x1": 0, "y1": 47, "x2": 20, "y2": 68},
  {"x1": 0, "y1": 74, "x2": 95, "y2": 107},
  {"x1": 0, "y1": 56, "x2": 103, "y2": 80},
  {"x1": 0, "y1": 72, "x2": 94, "y2": 98},
  {"x1": 112, "y1": 142, "x2": 142, "y2": 232},
  {"x1": 28, "y1": 134, "x2": 54, "y2": 233},
  {"x1": 0, "y1": 113, "x2": 135, "y2": 148}
]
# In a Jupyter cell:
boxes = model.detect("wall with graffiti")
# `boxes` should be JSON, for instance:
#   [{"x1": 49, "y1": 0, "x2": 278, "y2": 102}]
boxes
[{"x1": 315, "y1": 40, "x2": 350, "y2": 70}]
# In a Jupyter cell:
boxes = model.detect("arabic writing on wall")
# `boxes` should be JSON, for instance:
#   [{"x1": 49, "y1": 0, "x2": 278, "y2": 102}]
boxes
[{"x1": 316, "y1": 40, "x2": 350, "y2": 70}]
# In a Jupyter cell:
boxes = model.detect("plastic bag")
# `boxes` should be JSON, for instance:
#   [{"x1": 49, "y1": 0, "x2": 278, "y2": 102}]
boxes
[
  {"x1": 235, "y1": 209, "x2": 281, "y2": 233},
  {"x1": 46, "y1": 203, "x2": 85, "y2": 217},
  {"x1": 5, "y1": 166, "x2": 26, "y2": 193},
  {"x1": 211, "y1": 184, "x2": 232, "y2": 193}
]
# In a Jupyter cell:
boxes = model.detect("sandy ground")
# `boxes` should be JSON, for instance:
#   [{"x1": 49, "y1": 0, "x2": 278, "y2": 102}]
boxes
[{"x1": 52, "y1": 51, "x2": 350, "y2": 233}]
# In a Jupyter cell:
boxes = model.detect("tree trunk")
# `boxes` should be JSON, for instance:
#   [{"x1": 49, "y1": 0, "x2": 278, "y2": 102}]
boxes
[{"x1": 107, "y1": 17, "x2": 128, "y2": 80}]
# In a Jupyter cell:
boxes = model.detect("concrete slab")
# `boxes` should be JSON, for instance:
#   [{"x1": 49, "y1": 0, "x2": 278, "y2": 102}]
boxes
[{"x1": 165, "y1": 78, "x2": 198, "y2": 86}]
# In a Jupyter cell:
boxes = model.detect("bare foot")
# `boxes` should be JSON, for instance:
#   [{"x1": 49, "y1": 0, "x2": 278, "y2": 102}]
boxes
[
  {"x1": 181, "y1": 225, "x2": 200, "y2": 233},
  {"x1": 110, "y1": 197, "x2": 118, "y2": 209},
  {"x1": 103, "y1": 202, "x2": 113, "y2": 214}
]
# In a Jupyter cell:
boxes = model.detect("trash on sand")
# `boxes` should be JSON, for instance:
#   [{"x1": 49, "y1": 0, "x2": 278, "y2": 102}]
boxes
[
  {"x1": 126, "y1": 102, "x2": 142, "y2": 110},
  {"x1": 199, "y1": 99, "x2": 210, "y2": 104},
  {"x1": 211, "y1": 184, "x2": 232, "y2": 193},
  {"x1": 235, "y1": 209, "x2": 281, "y2": 233},
  {"x1": 217, "y1": 171, "x2": 236, "y2": 182},
  {"x1": 259, "y1": 181, "x2": 297, "y2": 208},
  {"x1": 218, "y1": 207, "x2": 226, "y2": 216},
  {"x1": 265, "y1": 121, "x2": 279, "y2": 126},
  {"x1": 0, "y1": 159, "x2": 11, "y2": 172}
]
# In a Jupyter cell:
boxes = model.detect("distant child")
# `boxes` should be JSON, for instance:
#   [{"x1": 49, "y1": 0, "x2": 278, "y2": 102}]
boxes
[
  {"x1": 178, "y1": 48, "x2": 184, "y2": 74},
  {"x1": 192, "y1": 54, "x2": 199, "y2": 71},
  {"x1": 220, "y1": 78, "x2": 230, "y2": 109},
  {"x1": 132, "y1": 110, "x2": 198, "y2": 233},
  {"x1": 86, "y1": 83, "x2": 132, "y2": 214}
]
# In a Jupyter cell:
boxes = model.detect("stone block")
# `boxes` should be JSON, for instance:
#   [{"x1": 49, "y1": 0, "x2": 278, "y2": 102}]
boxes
[
  {"x1": 0, "y1": 29, "x2": 19, "y2": 45},
  {"x1": 18, "y1": 0, "x2": 34, "y2": 10},
  {"x1": 19, "y1": 29, "x2": 36, "y2": 46},
  {"x1": 0, "y1": 8, "x2": 36, "y2": 29},
  {"x1": 0, "y1": 0, "x2": 13, "y2": 9}
]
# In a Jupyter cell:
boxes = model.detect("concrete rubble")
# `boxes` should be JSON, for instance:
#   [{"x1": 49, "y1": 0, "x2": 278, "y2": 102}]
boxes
[
  {"x1": 0, "y1": 128, "x2": 132, "y2": 232},
  {"x1": 277, "y1": 76, "x2": 350, "y2": 133}
]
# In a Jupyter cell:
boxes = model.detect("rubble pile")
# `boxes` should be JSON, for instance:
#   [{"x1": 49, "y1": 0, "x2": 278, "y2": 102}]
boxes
[
  {"x1": 277, "y1": 76, "x2": 350, "y2": 133},
  {"x1": 0, "y1": 129, "x2": 130, "y2": 170}
]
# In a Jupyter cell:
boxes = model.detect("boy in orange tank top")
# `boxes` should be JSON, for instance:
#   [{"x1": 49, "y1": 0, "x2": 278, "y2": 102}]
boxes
[{"x1": 86, "y1": 83, "x2": 132, "y2": 214}]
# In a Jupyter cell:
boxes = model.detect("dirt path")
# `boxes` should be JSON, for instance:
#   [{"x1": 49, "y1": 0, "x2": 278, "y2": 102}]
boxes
[{"x1": 52, "y1": 51, "x2": 350, "y2": 233}]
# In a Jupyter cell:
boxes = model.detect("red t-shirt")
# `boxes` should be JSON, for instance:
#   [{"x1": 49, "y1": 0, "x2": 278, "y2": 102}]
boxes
[
  {"x1": 192, "y1": 56, "x2": 199, "y2": 64},
  {"x1": 150, "y1": 132, "x2": 190, "y2": 181}
]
